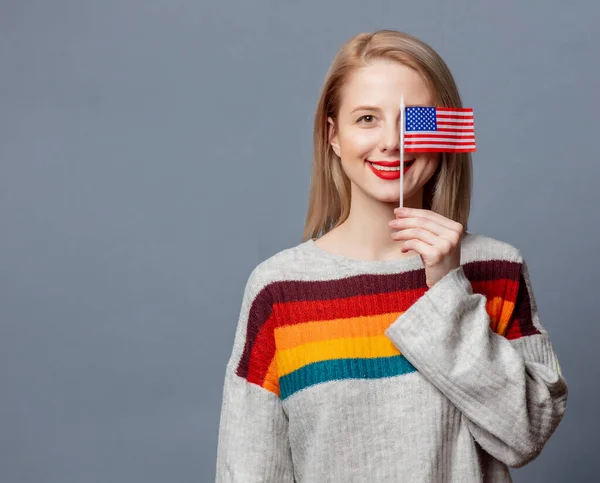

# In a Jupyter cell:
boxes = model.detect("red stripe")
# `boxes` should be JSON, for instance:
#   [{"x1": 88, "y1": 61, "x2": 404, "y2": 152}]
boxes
[
  {"x1": 405, "y1": 148, "x2": 476, "y2": 152},
  {"x1": 433, "y1": 128, "x2": 475, "y2": 133},
  {"x1": 436, "y1": 115, "x2": 474, "y2": 120},
  {"x1": 435, "y1": 107, "x2": 473, "y2": 112},
  {"x1": 247, "y1": 315, "x2": 278, "y2": 387},
  {"x1": 270, "y1": 287, "x2": 426, "y2": 324},
  {"x1": 406, "y1": 133, "x2": 475, "y2": 139},
  {"x1": 505, "y1": 271, "x2": 540, "y2": 340},
  {"x1": 437, "y1": 121, "x2": 474, "y2": 126},
  {"x1": 271, "y1": 278, "x2": 516, "y2": 325},
  {"x1": 406, "y1": 129, "x2": 475, "y2": 134},
  {"x1": 437, "y1": 112, "x2": 473, "y2": 117}
]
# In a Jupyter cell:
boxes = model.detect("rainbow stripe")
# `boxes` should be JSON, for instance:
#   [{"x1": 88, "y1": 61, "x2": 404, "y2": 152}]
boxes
[{"x1": 236, "y1": 260, "x2": 539, "y2": 400}]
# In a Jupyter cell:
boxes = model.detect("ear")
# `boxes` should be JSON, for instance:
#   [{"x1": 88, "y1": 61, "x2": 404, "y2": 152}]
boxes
[{"x1": 327, "y1": 117, "x2": 341, "y2": 157}]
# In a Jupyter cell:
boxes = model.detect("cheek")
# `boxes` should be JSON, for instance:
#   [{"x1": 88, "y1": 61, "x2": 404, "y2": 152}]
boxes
[{"x1": 341, "y1": 130, "x2": 377, "y2": 157}]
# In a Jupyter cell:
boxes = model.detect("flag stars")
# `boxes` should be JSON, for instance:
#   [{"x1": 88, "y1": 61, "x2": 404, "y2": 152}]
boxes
[{"x1": 405, "y1": 106, "x2": 437, "y2": 131}]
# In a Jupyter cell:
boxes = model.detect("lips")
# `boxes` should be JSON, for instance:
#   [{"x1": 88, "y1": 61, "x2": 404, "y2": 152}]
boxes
[
  {"x1": 366, "y1": 159, "x2": 415, "y2": 180},
  {"x1": 367, "y1": 159, "x2": 415, "y2": 167}
]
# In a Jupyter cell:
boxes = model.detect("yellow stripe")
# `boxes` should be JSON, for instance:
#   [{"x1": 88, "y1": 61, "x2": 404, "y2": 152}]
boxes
[
  {"x1": 277, "y1": 334, "x2": 402, "y2": 377},
  {"x1": 496, "y1": 299, "x2": 515, "y2": 335}
]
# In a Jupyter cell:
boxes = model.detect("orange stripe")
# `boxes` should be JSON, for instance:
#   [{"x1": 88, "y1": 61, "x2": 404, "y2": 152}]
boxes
[
  {"x1": 496, "y1": 299, "x2": 516, "y2": 335},
  {"x1": 274, "y1": 312, "x2": 401, "y2": 349},
  {"x1": 263, "y1": 357, "x2": 279, "y2": 396}
]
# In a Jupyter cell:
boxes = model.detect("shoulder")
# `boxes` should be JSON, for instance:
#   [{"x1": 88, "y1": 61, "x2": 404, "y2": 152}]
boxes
[
  {"x1": 242, "y1": 240, "x2": 314, "y2": 302},
  {"x1": 461, "y1": 231, "x2": 524, "y2": 265}
]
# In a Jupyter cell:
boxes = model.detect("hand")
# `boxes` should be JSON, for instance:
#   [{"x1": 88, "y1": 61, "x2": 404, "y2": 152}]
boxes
[{"x1": 389, "y1": 207, "x2": 464, "y2": 288}]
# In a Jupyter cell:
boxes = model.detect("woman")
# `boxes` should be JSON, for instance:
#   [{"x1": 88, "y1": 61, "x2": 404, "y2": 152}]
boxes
[{"x1": 215, "y1": 30, "x2": 568, "y2": 482}]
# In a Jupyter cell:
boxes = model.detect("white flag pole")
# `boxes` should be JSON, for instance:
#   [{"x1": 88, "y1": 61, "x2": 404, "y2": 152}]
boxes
[{"x1": 399, "y1": 95, "x2": 405, "y2": 208}]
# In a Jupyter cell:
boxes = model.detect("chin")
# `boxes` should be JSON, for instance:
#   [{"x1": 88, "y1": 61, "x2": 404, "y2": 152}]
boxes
[
  {"x1": 378, "y1": 193, "x2": 401, "y2": 204},
  {"x1": 367, "y1": 188, "x2": 402, "y2": 204}
]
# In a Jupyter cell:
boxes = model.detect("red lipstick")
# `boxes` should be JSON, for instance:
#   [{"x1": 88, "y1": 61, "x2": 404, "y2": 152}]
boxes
[{"x1": 366, "y1": 159, "x2": 414, "y2": 180}]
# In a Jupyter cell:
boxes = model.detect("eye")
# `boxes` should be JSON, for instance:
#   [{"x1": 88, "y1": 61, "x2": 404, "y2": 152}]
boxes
[{"x1": 357, "y1": 115, "x2": 376, "y2": 124}]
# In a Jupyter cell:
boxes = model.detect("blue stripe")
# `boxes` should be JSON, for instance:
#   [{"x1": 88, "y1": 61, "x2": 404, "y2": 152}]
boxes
[{"x1": 279, "y1": 355, "x2": 417, "y2": 400}]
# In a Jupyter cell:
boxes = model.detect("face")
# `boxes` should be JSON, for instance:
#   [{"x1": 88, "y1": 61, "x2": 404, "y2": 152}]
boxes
[{"x1": 328, "y1": 59, "x2": 441, "y2": 206}]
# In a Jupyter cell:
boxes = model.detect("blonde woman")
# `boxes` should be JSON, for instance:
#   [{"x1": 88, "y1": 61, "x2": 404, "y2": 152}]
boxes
[{"x1": 216, "y1": 30, "x2": 568, "y2": 482}]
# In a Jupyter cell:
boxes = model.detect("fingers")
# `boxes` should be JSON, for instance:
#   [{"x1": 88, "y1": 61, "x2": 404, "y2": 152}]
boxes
[
  {"x1": 393, "y1": 207, "x2": 463, "y2": 233},
  {"x1": 389, "y1": 216, "x2": 447, "y2": 237},
  {"x1": 390, "y1": 208, "x2": 463, "y2": 246},
  {"x1": 398, "y1": 238, "x2": 437, "y2": 258},
  {"x1": 391, "y1": 227, "x2": 437, "y2": 245}
]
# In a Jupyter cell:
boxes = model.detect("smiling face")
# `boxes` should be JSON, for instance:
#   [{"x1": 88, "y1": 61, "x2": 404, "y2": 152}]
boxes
[{"x1": 328, "y1": 59, "x2": 441, "y2": 206}]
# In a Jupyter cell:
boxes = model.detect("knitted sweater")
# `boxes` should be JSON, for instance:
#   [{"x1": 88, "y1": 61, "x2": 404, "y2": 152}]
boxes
[{"x1": 215, "y1": 232, "x2": 568, "y2": 482}]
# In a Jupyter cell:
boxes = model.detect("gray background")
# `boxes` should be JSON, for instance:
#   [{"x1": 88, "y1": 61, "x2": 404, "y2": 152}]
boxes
[{"x1": 0, "y1": 0, "x2": 596, "y2": 481}]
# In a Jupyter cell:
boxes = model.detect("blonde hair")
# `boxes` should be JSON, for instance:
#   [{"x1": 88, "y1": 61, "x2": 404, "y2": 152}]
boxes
[{"x1": 302, "y1": 30, "x2": 472, "y2": 241}]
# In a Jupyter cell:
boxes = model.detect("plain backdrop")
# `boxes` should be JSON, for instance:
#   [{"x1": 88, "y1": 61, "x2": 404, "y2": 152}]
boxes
[{"x1": 1, "y1": 0, "x2": 598, "y2": 482}]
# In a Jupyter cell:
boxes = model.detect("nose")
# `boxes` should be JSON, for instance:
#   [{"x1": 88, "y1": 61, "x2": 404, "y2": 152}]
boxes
[{"x1": 379, "y1": 121, "x2": 400, "y2": 153}]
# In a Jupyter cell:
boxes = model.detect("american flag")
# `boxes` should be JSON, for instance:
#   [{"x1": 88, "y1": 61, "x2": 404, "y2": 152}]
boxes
[{"x1": 404, "y1": 107, "x2": 476, "y2": 153}]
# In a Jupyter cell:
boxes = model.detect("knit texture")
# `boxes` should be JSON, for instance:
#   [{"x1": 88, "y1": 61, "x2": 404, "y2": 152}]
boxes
[{"x1": 215, "y1": 232, "x2": 568, "y2": 482}]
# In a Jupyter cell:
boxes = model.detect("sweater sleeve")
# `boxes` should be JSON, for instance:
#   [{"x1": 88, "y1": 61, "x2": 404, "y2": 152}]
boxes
[
  {"x1": 384, "y1": 253, "x2": 568, "y2": 468},
  {"x1": 215, "y1": 268, "x2": 295, "y2": 482}
]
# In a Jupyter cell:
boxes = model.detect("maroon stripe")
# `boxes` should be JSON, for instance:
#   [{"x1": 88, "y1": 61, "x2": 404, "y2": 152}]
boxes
[
  {"x1": 506, "y1": 271, "x2": 541, "y2": 339},
  {"x1": 236, "y1": 286, "x2": 273, "y2": 380},
  {"x1": 269, "y1": 260, "x2": 520, "y2": 304}
]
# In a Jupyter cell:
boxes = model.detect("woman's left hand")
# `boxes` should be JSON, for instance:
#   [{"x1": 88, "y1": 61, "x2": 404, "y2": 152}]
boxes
[{"x1": 389, "y1": 207, "x2": 464, "y2": 288}]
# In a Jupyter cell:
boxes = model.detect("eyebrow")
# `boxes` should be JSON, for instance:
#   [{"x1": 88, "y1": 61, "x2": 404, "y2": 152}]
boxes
[
  {"x1": 350, "y1": 105, "x2": 383, "y2": 114},
  {"x1": 350, "y1": 104, "x2": 427, "y2": 114}
]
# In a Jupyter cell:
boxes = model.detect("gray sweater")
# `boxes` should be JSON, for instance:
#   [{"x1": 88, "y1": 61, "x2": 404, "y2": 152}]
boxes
[{"x1": 215, "y1": 232, "x2": 568, "y2": 482}]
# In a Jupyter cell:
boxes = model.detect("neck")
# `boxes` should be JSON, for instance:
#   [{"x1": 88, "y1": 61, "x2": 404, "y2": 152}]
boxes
[{"x1": 337, "y1": 184, "x2": 424, "y2": 261}]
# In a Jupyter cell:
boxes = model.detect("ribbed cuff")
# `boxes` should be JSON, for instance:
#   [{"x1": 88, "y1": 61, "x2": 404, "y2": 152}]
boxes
[{"x1": 384, "y1": 265, "x2": 473, "y2": 343}]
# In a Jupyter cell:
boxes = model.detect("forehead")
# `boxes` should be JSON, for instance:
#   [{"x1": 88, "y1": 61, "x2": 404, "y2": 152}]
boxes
[{"x1": 340, "y1": 59, "x2": 435, "y2": 111}]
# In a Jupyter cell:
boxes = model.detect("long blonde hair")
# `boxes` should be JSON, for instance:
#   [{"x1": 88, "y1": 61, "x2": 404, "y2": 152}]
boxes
[{"x1": 303, "y1": 30, "x2": 472, "y2": 241}]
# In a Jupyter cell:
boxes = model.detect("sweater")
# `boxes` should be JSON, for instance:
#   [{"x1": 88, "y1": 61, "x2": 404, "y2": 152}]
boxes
[{"x1": 215, "y1": 232, "x2": 568, "y2": 482}]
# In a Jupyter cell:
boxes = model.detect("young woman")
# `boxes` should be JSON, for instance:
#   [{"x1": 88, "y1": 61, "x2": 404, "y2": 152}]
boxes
[{"x1": 215, "y1": 30, "x2": 568, "y2": 482}]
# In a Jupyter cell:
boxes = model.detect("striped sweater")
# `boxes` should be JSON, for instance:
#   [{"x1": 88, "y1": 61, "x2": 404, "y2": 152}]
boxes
[{"x1": 215, "y1": 232, "x2": 568, "y2": 482}]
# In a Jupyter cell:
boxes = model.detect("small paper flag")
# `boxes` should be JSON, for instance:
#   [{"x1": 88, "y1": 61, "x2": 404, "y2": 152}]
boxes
[{"x1": 404, "y1": 107, "x2": 476, "y2": 153}]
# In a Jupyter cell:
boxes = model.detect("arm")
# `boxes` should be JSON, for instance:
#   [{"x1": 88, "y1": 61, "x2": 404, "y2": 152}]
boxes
[
  {"x1": 384, "y1": 253, "x2": 568, "y2": 468},
  {"x1": 215, "y1": 268, "x2": 295, "y2": 482}
]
